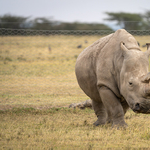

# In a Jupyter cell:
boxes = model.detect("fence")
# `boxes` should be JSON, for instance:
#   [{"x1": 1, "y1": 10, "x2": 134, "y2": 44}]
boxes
[
  {"x1": 0, "y1": 28, "x2": 150, "y2": 110},
  {"x1": 1, "y1": 28, "x2": 150, "y2": 35}
]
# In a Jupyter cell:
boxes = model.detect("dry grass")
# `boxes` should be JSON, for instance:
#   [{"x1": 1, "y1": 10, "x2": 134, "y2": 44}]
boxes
[
  {"x1": 0, "y1": 35, "x2": 94, "y2": 109},
  {"x1": 1, "y1": 108, "x2": 150, "y2": 149},
  {"x1": 0, "y1": 34, "x2": 150, "y2": 149}
]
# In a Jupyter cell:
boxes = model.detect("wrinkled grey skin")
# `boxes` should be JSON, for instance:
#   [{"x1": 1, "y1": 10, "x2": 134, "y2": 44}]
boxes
[{"x1": 75, "y1": 29, "x2": 150, "y2": 127}]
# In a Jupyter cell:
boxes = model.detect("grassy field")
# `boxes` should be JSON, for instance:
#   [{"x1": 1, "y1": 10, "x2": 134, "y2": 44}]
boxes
[
  {"x1": 1, "y1": 108, "x2": 150, "y2": 149},
  {"x1": 0, "y1": 35, "x2": 95, "y2": 109},
  {"x1": 0, "y1": 34, "x2": 150, "y2": 149}
]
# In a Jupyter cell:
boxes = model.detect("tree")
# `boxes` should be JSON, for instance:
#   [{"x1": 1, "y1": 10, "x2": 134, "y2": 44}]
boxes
[
  {"x1": 0, "y1": 14, "x2": 29, "y2": 29},
  {"x1": 32, "y1": 18, "x2": 112, "y2": 30},
  {"x1": 104, "y1": 12, "x2": 143, "y2": 30},
  {"x1": 32, "y1": 17, "x2": 55, "y2": 30},
  {"x1": 142, "y1": 10, "x2": 150, "y2": 29},
  {"x1": 54, "y1": 22, "x2": 112, "y2": 30}
]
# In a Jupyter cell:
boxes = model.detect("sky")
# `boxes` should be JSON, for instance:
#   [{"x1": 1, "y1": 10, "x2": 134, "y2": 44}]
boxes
[{"x1": 0, "y1": 0, "x2": 150, "y2": 24}]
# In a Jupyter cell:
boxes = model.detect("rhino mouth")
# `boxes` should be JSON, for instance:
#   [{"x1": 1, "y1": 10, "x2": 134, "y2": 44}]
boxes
[{"x1": 132, "y1": 102, "x2": 150, "y2": 114}]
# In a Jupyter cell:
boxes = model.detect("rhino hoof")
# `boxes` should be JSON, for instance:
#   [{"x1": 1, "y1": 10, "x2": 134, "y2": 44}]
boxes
[
  {"x1": 112, "y1": 123, "x2": 128, "y2": 129},
  {"x1": 93, "y1": 120, "x2": 106, "y2": 126}
]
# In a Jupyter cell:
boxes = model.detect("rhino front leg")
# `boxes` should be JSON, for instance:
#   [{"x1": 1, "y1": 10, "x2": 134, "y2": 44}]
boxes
[
  {"x1": 99, "y1": 86, "x2": 127, "y2": 128},
  {"x1": 121, "y1": 100, "x2": 129, "y2": 115},
  {"x1": 92, "y1": 100, "x2": 107, "y2": 126}
]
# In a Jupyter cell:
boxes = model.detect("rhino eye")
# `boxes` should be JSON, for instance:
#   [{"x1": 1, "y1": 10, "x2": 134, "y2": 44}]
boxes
[{"x1": 129, "y1": 82, "x2": 133, "y2": 86}]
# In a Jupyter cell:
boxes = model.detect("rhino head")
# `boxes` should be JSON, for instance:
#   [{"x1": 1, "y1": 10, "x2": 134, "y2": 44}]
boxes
[{"x1": 120, "y1": 43, "x2": 150, "y2": 114}]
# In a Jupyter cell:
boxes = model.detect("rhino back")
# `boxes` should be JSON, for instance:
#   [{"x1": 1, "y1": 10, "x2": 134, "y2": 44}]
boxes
[
  {"x1": 76, "y1": 33, "x2": 113, "y2": 62},
  {"x1": 75, "y1": 33, "x2": 113, "y2": 101}
]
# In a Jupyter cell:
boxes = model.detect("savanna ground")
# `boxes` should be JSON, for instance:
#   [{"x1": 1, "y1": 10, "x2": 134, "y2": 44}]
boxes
[{"x1": 0, "y1": 33, "x2": 150, "y2": 149}]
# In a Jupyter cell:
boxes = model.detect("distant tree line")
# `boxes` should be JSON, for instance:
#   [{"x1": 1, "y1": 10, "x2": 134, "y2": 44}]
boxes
[
  {"x1": 0, "y1": 10, "x2": 150, "y2": 30},
  {"x1": 0, "y1": 14, "x2": 112, "y2": 30},
  {"x1": 104, "y1": 11, "x2": 150, "y2": 30}
]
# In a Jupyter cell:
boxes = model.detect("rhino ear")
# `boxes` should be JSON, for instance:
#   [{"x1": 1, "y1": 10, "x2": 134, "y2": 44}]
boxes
[
  {"x1": 145, "y1": 43, "x2": 150, "y2": 57},
  {"x1": 121, "y1": 42, "x2": 129, "y2": 57}
]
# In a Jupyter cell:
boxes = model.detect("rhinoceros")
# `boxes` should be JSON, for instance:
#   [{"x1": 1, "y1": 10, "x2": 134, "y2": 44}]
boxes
[{"x1": 75, "y1": 29, "x2": 150, "y2": 127}]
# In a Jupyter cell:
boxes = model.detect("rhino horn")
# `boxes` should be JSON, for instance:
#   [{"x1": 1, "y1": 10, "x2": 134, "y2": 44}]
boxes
[
  {"x1": 141, "y1": 72, "x2": 150, "y2": 95},
  {"x1": 146, "y1": 43, "x2": 150, "y2": 50},
  {"x1": 145, "y1": 43, "x2": 150, "y2": 57},
  {"x1": 141, "y1": 72, "x2": 150, "y2": 83},
  {"x1": 144, "y1": 82, "x2": 150, "y2": 95}
]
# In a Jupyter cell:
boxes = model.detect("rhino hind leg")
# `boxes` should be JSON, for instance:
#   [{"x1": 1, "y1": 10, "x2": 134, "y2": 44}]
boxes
[{"x1": 92, "y1": 100, "x2": 107, "y2": 126}]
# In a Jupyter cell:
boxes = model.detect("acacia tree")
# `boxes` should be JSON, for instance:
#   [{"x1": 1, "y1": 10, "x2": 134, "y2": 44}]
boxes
[
  {"x1": 53, "y1": 22, "x2": 112, "y2": 30},
  {"x1": 104, "y1": 12, "x2": 143, "y2": 30},
  {"x1": 32, "y1": 17, "x2": 55, "y2": 30},
  {"x1": 0, "y1": 14, "x2": 29, "y2": 29},
  {"x1": 142, "y1": 10, "x2": 150, "y2": 29}
]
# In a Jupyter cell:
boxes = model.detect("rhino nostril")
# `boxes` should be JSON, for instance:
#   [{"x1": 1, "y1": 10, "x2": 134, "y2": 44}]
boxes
[
  {"x1": 133, "y1": 103, "x2": 140, "y2": 112},
  {"x1": 135, "y1": 103, "x2": 140, "y2": 107}
]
